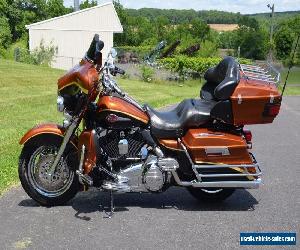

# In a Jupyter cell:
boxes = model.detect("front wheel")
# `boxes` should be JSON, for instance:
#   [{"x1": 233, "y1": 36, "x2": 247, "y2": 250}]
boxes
[
  {"x1": 19, "y1": 135, "x2": 79, "y2": 206},
  {"x1": 187, "y1": 187, "x2": 235, "y2": 203}
]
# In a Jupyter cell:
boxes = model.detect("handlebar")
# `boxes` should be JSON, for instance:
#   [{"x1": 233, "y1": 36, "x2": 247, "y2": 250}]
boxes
[
  {"x1": 109, "y1": 66, "x2": 126, "y2": 76},
  {"x1": 115, "y1": 66, "x2": 125, "y2": 75}
]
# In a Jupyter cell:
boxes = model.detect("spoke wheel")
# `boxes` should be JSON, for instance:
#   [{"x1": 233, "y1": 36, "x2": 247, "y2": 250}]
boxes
[
  {"x1": 28, "y1": 146, "x2": 74, "y2": 198},
  {"x1": 19, "y1": 135, "x2": 79, "y2": 206}
]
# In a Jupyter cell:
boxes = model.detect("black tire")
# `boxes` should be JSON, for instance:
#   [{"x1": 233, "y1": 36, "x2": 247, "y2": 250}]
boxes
[
  {"x1": 187, "y1": 187, "x2": 235, "y2": 203},
  {"x1": 19, "y1": 135, "x2": 79, "y2": 206}
]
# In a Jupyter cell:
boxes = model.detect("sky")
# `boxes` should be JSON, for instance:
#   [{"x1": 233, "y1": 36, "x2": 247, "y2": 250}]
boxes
[{"x1": 64, "y1": 0, "x2": 300, "y2": 14}]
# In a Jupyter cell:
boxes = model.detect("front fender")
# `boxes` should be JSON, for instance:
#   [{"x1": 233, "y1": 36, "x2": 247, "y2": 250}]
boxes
[{"x1": 19, "y1": 123, "x2": 77, "y2": 147}]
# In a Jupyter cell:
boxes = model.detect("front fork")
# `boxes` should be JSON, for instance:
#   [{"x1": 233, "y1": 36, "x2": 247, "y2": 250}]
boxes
[{"x1": 48, "y1": 117, "x2": 80, "y2": 175}]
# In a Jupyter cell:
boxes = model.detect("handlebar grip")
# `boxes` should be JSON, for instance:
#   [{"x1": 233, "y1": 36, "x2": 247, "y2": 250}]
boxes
[{"x1": 115, "y1": 66, "x2": 126, "y2": 75}]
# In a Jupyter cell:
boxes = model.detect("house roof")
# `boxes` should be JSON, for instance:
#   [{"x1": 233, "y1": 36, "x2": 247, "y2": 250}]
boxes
[{"x1": 26, "y1": 2, "x2": 123, "y2": 33}]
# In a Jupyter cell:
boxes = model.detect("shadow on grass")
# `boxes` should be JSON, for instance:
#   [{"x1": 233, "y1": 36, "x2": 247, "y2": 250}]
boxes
[{"x1": 19, "y1": 187, "x2": 259, "y2": 221}]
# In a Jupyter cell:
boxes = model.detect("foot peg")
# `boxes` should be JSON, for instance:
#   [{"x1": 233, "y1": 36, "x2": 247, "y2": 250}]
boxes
[
  {"x1": 101, "y1": 176, "x2": 130, "y2": 193},
  {"x1": 76, "y1": 170, "x2": 93, "y2": 186}
]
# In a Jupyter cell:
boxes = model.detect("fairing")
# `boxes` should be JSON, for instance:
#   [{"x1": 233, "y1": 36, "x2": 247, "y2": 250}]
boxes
[{"x1": 58, "y1": 59, "x2": 99, "y2": 93}]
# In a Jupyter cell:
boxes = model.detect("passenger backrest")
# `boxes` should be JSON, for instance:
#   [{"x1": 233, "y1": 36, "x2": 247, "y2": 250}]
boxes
[{"x1": 204, "y1": 57, "x2": 240, "y2": 101}]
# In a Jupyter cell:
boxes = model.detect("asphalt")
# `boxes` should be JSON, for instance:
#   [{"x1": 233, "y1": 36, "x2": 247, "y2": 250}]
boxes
[{"x1": 0, "y1": 97, "x2": 299, "y2": 250}]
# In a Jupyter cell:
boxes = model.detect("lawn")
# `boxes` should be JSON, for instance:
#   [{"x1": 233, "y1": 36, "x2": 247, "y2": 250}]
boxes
[
  {"x1": 0, "y1": 59, "x2": 200, "y2": 194},
  {"x1": 281, "y1": 67, "x2": 300, "y2": 85}
]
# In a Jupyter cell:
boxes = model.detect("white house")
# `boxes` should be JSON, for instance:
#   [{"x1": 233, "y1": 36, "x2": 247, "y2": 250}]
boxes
[{"x1": 26, "y1": 2, "x2": 123, "y2": 70}]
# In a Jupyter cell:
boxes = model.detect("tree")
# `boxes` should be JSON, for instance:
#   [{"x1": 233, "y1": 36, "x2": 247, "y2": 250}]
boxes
[
  {"x1": 47, "y1": 0, "x2": 68, "y2": 18},
  {"x1": 235, "y1": 26, "x2": 268, "y2": 59},
  {"x1": 234, "y1": 16, "x2": 268, "y2": 59},
  {"x1": 274, "y1": 26, "x2": 295, "y2": 59},
  {"x1": 190, "y1": 18, "x2": 210, "y2": 41},
  {"x1": 80, "y1": 0, "x2": 97, "y2": 10},
  {"x1": 274, "y1": 16, "x2": 300, "y2": 64},
  {"x1": 0, "y1": 16, "x2": 12, "y2": 49}
]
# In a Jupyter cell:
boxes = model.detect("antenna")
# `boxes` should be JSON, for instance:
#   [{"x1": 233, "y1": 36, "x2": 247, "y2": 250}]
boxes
[{"x1": 281, "y1": 34, "x2": 300, "y2": 97}]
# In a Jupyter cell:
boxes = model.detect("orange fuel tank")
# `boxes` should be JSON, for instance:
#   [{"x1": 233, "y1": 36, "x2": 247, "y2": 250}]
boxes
[{"x1": 97, "y1": 96, "x2": 149, "y2": 125}]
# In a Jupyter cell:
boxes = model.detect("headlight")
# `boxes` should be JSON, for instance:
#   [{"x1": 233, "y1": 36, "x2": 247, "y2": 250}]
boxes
[{"x1": 57, "y1": 96, "x2": 64, "y2": 112}]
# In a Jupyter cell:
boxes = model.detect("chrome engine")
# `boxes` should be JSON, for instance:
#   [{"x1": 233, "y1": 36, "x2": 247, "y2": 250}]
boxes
[{"x1": 102, "y1": 156, "x2": 179, "y2": 193}]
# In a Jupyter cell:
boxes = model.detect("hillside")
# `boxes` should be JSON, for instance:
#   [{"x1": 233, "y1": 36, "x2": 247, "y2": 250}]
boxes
[{"x1": 126, "y1": 8, "x2": 300, "y2": 24}]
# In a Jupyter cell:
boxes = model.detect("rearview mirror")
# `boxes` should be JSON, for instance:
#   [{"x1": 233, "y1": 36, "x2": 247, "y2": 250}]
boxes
[{"x1": 110, "y1": 48, "x2": 118, "y2": 58}]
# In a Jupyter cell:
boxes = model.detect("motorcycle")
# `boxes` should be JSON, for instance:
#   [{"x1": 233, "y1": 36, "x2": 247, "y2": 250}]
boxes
[{"x1": 18, "y1": 34, "x2": 282, "y2": 213}]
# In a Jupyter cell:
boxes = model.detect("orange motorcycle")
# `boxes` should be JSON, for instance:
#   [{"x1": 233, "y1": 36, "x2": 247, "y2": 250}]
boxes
[{"x1": 19, "y1": 35, "x2": 282, "y2": 212}]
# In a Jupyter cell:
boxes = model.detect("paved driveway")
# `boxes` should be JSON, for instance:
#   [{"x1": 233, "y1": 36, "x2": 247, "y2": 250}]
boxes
[{"x1": 0, "y1": 97, "x2": 299, "y2": 250}]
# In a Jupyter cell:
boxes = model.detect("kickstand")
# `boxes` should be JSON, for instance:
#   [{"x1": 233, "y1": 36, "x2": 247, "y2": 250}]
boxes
[{"x1": 103, "y1": 190, "x2": 114, "y2": 218}]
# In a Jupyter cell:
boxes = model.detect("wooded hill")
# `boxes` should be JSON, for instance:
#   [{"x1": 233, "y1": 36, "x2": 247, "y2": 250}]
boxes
[{"x1": 126, "y1": 8, "x2": 300, "y2": 24}]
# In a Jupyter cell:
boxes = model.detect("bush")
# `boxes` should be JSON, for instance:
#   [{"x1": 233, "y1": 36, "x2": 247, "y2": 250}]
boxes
[
  {"x1": 159, "y1": 56, "x2": 252, "y2": 76},
  {"x1": 197, "y1": 40, "x2": 218, "y2": 58},
  {"x1": 140, "y1": 65, "x2": 155, "y2": 82},
  {"x1": 12, "y1": 40, "x2": 58, "y2": 66},
  {"x1": 159, "y1": 56, "x2": 221, "y2": 75},
  {"x1": 30, "y1": 40, "x2": 58, "y2": 66}
]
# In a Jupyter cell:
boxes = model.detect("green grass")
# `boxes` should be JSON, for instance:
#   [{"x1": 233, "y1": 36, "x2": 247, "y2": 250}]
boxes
[
  {"x1": 280, "y1": 67, "x2": 300, "y2": 95},
  {"x1": 0, "y1": 59, "x2": 200, "y2": 194},
  {"x1": 281, "y1": 67, "x2": 300, "y2": 85}
]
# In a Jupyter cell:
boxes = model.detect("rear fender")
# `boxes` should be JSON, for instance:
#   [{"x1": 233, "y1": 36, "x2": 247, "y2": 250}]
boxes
[{"x1": 19, "y1": 123, "x2": 78, "y2": 148}]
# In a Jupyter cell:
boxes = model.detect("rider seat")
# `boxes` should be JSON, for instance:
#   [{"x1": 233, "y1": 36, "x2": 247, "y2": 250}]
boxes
[{"x1": 145, "y1": 99, "x2": 215, "y2": 139}]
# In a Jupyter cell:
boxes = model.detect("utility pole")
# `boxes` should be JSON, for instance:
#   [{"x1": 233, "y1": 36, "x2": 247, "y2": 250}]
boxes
[
  {"x1": 74, "y1": 0, "x2": 80, "y2": 12},
  {"x1": 267, "y1": 3, "x2": 275, "y2": 61},
  {"x1": 268, "y1": 4, "x2": 275, "y2": 43}
]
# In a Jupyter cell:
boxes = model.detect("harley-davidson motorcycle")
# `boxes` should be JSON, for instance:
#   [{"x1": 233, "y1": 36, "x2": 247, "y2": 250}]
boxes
[{"x1": 19, "y1": 34, "x2": 282, "y2": 212}]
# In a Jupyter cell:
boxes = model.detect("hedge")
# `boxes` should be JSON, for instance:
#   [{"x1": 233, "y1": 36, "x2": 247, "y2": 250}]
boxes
[{"x1": 159, "y1": 56, "x2": 252, "y2": 74}]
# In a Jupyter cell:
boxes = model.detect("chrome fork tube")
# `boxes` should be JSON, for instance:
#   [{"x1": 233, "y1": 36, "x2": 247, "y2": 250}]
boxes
[{"x1": 48, "y1": 118, "x2": 79, "y2": 175}]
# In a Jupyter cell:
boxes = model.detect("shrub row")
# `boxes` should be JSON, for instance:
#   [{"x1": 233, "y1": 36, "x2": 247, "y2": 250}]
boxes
[{"x1": 159, "y1": 56, "x2": 252, "y2": 74}]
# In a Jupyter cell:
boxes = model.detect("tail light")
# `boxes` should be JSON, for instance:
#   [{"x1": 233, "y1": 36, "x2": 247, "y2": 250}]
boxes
[
  {"x1": 243, "y1": 129, "x2": 252, "y2": 142},
  {"x1": 263, "y1": 103, "x2": 281, "y2": 117}
]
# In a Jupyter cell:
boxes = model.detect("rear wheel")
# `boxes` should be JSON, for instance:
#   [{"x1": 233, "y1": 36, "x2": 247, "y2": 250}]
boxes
[
  {"x1": 19, "y1": 135, "x2": 79, "y2": 206},
  {"x1": 187, "y1": 187, "x2": 235, "y2": 203}
]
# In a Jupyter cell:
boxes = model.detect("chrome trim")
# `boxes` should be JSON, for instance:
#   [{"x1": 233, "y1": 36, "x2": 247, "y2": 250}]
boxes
[
  {"x1": 177, "y1": 138, "x2": 202, "y2": 181},
  {"x1": 240, "y1": 63, "x2": 281, "y2": 86},
  {"x1": 205, "y1": 147, "x2": 230, "y2": 156},
  {"x1": 76, "y1": 145, "x2": 86, "y2": 185},
  {"x1": 158, "y1": 158, "x2": 179, "y2": 171},
  {"x1": 171, "y1": 146, "x2": 262, "y2": 189},
  {"x1": 57, "y1": 96, "x2": 64, "y2": 112},
  {"x1": 171, "y1": 169, "x2": 261, "y2": 189},
  {"x1": 48, "y1": 117, "x2": 79, "y2": 175}
]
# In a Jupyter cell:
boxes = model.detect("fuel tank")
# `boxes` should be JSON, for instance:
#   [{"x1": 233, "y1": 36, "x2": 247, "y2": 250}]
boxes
[
  {"x1": 58, "y1": 59, "x2": 99, "y2": 93},
  {"x1": 97, "y1": 96, "x2": 149, "y2": 128}
]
